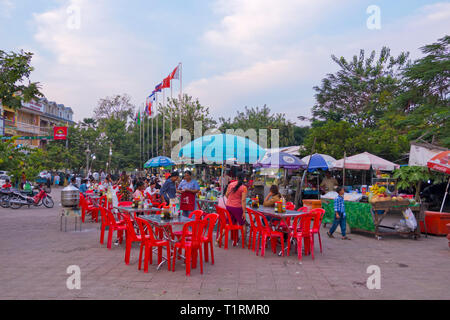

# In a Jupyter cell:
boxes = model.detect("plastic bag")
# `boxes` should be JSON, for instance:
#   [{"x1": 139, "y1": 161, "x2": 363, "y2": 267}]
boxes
[
  {"x1": 402, "y1": 208, "x2": 417, "y2": 231},
  {"x1": 111, "y1": 186, "x2": 119, "y2": 209}
]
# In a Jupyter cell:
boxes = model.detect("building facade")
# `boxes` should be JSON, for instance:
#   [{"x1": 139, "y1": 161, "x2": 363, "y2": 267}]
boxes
[{"x1": 0, "y1": 98, "x2": 75, "y2": 148}]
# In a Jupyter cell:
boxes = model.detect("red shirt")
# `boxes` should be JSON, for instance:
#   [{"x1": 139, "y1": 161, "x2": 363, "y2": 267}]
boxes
[{"x1": 2, "y1": 183, "x2": 12, "y2": 189}]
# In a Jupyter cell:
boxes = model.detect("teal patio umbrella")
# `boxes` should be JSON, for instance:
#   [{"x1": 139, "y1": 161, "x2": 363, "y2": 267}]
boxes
[{"x1": 144, "y1": 156, "x2": 175, "y2": 168}]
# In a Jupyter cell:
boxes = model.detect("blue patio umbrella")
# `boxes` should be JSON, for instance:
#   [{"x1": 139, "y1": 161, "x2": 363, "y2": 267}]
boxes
[
  {"x1": 301, "y1": 153, "x2": 336, "y2": 172},
  {"x1": 255, "y1": 152, "x2": 307, "y2": 169},
  {"x1": 178, "y1": 134, "x2": 266, "y2": 164},
  {"x1": 144, "y1": 156, "x2": 175, "y2": 168}
]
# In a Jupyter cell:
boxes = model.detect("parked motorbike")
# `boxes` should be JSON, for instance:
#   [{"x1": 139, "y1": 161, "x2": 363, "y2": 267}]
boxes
[
  {"x1": 8, "y1": 185, "x2": 54, "y2": 209},
  {"x1": 0, "y1": 189, "x2": 12, "y2": 208}
]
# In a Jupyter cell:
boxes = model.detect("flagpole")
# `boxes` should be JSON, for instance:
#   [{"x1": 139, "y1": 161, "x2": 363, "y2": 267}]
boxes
[
  {"x1": 143, "y1": 102, "x2": 146, "y2": 164},
  {"x1": 151, "y1": 114, "x2": 154, "y2": 158},
  {"x1": 170, "y1": 79, "x2": 173, "y2": 154},
  {"x1": 156, "y1": 94, "x2": 159, "y2": 157},
  {"x1": 162, "y1": 89, "x2": 166, "y2": 157},
  {"x1": 179, "y1": 62, "x2": 182, "y2": 142},
  {"x1": 139, "y1": 105, "x2": 142, "y2": 171}
]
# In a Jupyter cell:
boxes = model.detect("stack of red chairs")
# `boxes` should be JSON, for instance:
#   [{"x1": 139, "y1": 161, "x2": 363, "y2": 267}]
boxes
[
  {"x1": 201, "y1": 213, "x2": 219, "y2": 264},
  {"x1": 135, "y1": 217, "x2": 171, "y2": 273},
  {"x1": 309, "y1": 208, "x2": 326, "y2": 254},
  {"x1": 287, "y1": 213, "x2": 315, "y2": 260},
  {"x1": 79, "y1": 193, "x2": 99, "y2": 223},
  {"x1": 172, "y1": 219, "x2": 208, "y2": 276},
  {"x1": 247, "y1": 208, "x2": 285, "y2": 257},
  {"x1": 98, "y1": 207, "x2": 126, "y2": 249}
]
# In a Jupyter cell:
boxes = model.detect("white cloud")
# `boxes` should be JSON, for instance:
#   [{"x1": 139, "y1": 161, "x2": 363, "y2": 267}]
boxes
[
  {"x1": 0, "y1": 0, "x2": 14, "y2": 17},
  {"x1": 31, "y1": 0, "x2": 161, "y2": 121},
  {"x1": 187, "y1": 1, "x2": 450, "y2": 124}
]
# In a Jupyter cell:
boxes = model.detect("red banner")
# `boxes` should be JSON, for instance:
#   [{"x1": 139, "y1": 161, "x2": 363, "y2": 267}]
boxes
[{"x1": 53, "y1": 127, "x2": 68, "y2": 140}]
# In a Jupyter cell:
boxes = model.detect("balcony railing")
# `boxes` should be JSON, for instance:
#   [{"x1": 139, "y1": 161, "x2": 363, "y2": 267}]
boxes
[
  {"x1": 4, "y1": 119, "x2": 15, "y2": 127},
  {"x1": 16, "y1": 122, "x2": 43, "y2": 135}
]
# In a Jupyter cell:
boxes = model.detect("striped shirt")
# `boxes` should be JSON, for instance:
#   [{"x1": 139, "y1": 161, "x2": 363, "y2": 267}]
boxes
[{"x1": 334, "y1": 195, "x2": 345, "y2": 217}]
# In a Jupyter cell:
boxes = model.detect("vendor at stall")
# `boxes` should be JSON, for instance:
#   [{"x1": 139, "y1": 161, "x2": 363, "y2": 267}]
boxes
[{"x1": 320, "y1": 172, "x2": 338, "y2": 194}]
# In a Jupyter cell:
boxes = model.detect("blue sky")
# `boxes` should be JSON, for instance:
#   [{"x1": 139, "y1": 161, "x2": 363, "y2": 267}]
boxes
[{"x1": 1, "y1": 0, "x2": 449, "y2": 123}]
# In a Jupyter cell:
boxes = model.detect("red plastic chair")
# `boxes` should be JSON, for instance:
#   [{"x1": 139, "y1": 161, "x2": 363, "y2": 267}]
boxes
[
  {"x1": 201, "y1": 213, "x2": 219, "y2": 264},
  {"x1": 79, "y1": 193, "x2": 99, "y2": 223},
  {"x1": 105, "y1": 208, "x2": 126, "y2": 249},
  {"x1": 172, "y1": 220, "x2": 208, "y2": 276},
  {"x1": 286, "y1": 202, "x2": 295, "y2": 210},
  {"x1": 309, "y1": 208, "x2": 325, "y2": 254},
  {"x1": 287, "y1": 213, "x2": 315, "y2": 260},
  {"x1": 246, "y1": 208, "x2": 263, "y2": 252},
  {"x1": 172, "y1": 210, "x2": 205, "y2": 239},
  {"x1": 215, "y1": 206, "x2": 245, "y2": 249},
  {"x1": 118, "y1": 201, "x2": 133, "y2": 207},
  {"x1": 121, "y1": 213, "x2": 146, "y2": 265},
  {"x1": 135, "y1": 217, "x2": 171, "y2": 272},
  {"x1": 252, "y1": 210, "x2": 285, "y2": 257}
]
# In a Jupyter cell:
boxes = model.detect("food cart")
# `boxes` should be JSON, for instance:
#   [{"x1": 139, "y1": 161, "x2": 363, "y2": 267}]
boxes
[
  {"x1": 321, "y1": 196, "x2": 422, "y2": 240},
  {"x1": 323, "y1": 152, "x2": 424, "y2": 239}
]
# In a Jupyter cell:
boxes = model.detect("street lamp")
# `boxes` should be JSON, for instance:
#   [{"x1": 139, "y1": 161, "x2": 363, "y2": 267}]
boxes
[{"x1": 85, "y1": 145, "x2": 91, "y2": 178}]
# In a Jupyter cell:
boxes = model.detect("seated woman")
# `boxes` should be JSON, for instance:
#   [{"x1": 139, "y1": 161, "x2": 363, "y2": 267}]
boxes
[
  {"x1": 263, "y1": 185, "x2": 283, "y2": 207},
  {"x1": 144, "y1": 179, "x2": 160, "y2": 204}
]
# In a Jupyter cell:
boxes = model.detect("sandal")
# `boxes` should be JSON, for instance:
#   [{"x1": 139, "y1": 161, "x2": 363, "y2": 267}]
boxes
[
  {"x1": 342, "y1": 236, "x2": 351, "y2": 240},
  {"x1": 327, "y1": 232, "x2": 334, "y2": 238}
]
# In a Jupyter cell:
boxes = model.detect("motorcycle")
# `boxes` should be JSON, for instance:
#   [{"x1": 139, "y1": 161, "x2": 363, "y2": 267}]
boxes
[
  {"x1": 0, "y1": 189, "x2": 12, "y2": 208},
  {"x1": 8, "y1": 185, "x2": 54, "y2": 209}
]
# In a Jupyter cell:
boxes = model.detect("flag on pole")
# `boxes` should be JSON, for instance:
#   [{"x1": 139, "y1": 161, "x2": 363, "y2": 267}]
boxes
[
  {"x1": 162, "y1": 76, "x2": 171, "y2": 89},
  {"x1": 154, "y1": 83, "x2": 162, "y2": 93},
  {"x1": 146, "y1": 93, "x2": 155, "y2": 116},
  {"x1": 170, "y1": 64, "x2": 180, "y2": 80},
  {"x1": 135, "y1": 109, "x2": 141, "y2": 125}
]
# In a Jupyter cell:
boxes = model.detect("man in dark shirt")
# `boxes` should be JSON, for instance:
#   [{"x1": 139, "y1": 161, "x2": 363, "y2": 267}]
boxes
[{"x1": 160, "y1": 172, "x2": 179, "y2": 203}]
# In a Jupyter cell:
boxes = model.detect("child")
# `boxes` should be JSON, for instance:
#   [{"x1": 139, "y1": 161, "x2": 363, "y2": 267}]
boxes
[
  {"x1": 2, "y1": 179, "x2": 12, "y2": 189},
  {"x1": 327, "y1": 186, "x2": 351, "y2": 240},
  {"x1": 79, "y1": 179, "x2": 88, "y2": 194}
]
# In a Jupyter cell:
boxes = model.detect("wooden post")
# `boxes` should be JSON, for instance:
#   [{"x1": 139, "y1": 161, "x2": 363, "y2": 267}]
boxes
[{"x1": 295, "y1": 138, "x2": 316, "y2": 210}]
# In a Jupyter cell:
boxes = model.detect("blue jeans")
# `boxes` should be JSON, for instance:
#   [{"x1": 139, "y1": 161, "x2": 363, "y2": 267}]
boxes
[{"x1": 329, "y1": 214, "x2": 346, "y2": 237}]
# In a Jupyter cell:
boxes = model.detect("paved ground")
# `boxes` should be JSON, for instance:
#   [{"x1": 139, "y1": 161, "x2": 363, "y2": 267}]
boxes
[{"x1": 0, "y1": 187, "x2": 449, "y2": 300}]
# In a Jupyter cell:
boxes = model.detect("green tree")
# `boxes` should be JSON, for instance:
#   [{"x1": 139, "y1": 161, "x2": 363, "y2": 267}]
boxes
[
  {"x1": 0, "y1": 50, "x2": 43, "y2": 110},
  {"x1": 219, "y1": 105, "x2": 297, "y2": 147},
  {"x1": 393, "y1": 166, "x2": 446, "y2": 201},
  {"x1": 308, "y1": 47, "x2": 410, "y2": 127},
  {"x1": 393, "y1": 35, "x2": 450, "y2": 147}
]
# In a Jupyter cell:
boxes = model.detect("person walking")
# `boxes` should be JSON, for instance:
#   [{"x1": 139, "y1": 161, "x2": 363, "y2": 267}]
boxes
[{"x1": 327, "y1": 186, "x2": 351, "y2": 240}]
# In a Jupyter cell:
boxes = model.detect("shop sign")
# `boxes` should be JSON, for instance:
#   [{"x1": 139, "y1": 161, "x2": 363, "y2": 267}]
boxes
[
  {"x1": 22, "y1": 100, "x2": 44, "y2": 113},
  {"x1": 53, "y1": 126, "x2": 68, "y2": 140}
]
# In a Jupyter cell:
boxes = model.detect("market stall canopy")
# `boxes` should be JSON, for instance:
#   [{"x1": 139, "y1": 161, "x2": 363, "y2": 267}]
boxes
[
  {"x1": 178, "y1": 134, "x2": 266, "y2": 164},
  {"x1": 265, "y1": 146, "x2": 304, "y2": 156},
  {"x1": 255, "y1": 152, "x2": 307, "y2": 169},
  {"x1": 427, "y1": 150, "x2": 449, "y2": 175},
  {"x1": 334, "y1": 152, "x2": 400, "y2": 171},
  {"x1": 409, "y1": 141, "x2": 447, "y2": 167},
  {"x1": 144, "y1": 156, "x2": 175, "y2": 168},
  {"x1": 301, "y1": 153, "x2": 336, "y2": 171}
]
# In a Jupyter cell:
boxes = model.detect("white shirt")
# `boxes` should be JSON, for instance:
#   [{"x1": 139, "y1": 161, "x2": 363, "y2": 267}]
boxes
[{"x1": 145, "y1": 186, "x2": 159, "y2": 196}]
